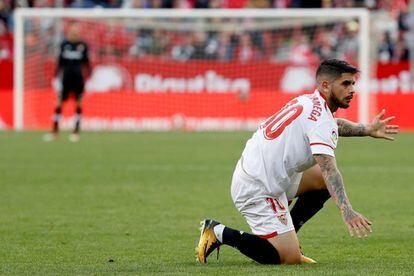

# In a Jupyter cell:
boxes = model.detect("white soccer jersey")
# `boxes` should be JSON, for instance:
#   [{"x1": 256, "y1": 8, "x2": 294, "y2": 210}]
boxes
[{"x1": 240, "y1": 89, "x2": 338, "y2": 197}]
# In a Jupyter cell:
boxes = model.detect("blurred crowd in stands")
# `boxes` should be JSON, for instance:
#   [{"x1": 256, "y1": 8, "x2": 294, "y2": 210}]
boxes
[
  {"x1": 0, "y1": 0, "x2": 412, "y2": 64},
  {"x1": 123, "y1": 20, "x2": 362, "y2": 64}
]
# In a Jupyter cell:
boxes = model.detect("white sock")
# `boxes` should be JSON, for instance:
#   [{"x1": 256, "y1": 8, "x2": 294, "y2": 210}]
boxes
[{"x1": 213, "y1": 224, "x2": 225, "y2": 243}]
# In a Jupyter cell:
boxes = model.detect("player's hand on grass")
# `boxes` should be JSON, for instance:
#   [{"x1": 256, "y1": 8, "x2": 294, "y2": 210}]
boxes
[
  {"x1": 341, "y1": 207, "x2": 372, "y2": 238},
  {"x1": 367, "y1": 109, "x2": 399, "y2": 140}
]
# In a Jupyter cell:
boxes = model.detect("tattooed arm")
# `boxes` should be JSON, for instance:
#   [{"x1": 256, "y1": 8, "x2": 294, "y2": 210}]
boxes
[
  {"x1": 314, "y1": 154, "x2": 372, "y2": 238},
  {"x1": 336, "y1": 109, "x2": 399, "y2": 139},
  {"x1": 336, "y1": 118, "x2": 367, "y2": 136}
]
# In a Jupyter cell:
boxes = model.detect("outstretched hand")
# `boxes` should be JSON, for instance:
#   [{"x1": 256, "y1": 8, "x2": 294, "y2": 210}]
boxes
[
  {"x1": 341, "y1": 207, "x2": 372, "y2": 238},
  {"x1": 367, "y1": 109, "x2": 399, "y2": 140}
]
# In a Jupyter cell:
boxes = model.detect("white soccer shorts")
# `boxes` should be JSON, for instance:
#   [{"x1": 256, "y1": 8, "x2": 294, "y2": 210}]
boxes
[{"x1": 230, "y1": 159, "x2": 297, "y2": 238}]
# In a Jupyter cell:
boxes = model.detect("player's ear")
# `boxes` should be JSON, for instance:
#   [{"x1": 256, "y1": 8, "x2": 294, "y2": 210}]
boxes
[{"x1": 321, "y1": 80, "x2": 330, "y2": 93}]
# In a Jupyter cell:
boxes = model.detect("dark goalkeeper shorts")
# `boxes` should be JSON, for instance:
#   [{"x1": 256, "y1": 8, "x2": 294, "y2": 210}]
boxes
[{"x1": 60, "y1": 76, "x2": 84, "y2": 101}]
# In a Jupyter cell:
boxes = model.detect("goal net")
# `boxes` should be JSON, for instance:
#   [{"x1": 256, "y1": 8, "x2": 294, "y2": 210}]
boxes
[{"x1": 14, "y1": 8, "x2": 370, "y2": 131}]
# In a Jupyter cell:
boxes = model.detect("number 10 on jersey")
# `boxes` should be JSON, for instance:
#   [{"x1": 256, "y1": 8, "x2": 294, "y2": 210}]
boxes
[{"x1": 260, "y1": 99, "x2": 304, "y2": 140}]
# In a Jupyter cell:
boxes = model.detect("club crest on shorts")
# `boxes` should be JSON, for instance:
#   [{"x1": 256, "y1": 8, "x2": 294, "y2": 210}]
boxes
[{"x1": 277, "y1": 213, "x2": 288, "y2": 225}]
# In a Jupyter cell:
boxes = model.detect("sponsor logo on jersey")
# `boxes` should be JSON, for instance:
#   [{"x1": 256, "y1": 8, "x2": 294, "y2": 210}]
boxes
[{"x1": 62, "y1": 50, "x2": 82, "y2": 60}]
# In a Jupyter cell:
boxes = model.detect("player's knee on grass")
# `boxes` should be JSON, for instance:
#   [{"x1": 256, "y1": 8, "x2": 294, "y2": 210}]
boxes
[{"x1": 267, "y1": 231, "x2": 302, "y2": 265}]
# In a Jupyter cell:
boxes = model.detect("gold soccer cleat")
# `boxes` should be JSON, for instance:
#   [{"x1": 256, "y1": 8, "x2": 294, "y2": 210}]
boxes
[
  {"x1": 196, "y1": 219, "x2": 222, "y2": 264},
  {"x1": 301, "y1": 254, "x2": 317, "y2": 264}
]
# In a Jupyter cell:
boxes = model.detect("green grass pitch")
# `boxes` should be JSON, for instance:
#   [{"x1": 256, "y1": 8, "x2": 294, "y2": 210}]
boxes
[{"x1": 0, "y1": 131, "x2": 413, "y2": 275}]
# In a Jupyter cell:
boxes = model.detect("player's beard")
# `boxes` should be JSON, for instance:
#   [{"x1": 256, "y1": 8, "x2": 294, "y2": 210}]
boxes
[{"x1": 330, "y1": 90, "x2": 350, "y2": 109}]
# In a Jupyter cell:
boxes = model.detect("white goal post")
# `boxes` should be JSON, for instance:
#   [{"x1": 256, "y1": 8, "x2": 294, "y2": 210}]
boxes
[{"x1": 14, "y1": 8, "x2": 370, "y2": 131}]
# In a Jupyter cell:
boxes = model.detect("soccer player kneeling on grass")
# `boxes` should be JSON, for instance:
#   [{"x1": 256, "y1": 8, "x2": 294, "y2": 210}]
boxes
[{"x1": 197, "y1": 59, "x2": 399, "y2": 265}]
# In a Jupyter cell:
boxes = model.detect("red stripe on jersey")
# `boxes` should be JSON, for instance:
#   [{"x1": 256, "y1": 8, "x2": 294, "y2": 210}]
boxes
[
  {"x1": 310, "y1": 142, "x2": 334, "y2": 150},
  {"x1": 259, "y1": 232, "x2": 278, "y2": 239}
]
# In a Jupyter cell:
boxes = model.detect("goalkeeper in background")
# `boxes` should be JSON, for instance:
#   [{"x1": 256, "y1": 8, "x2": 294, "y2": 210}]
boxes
[{"x1": 44, "y1": 21, "x2": 91, "y2": 142}]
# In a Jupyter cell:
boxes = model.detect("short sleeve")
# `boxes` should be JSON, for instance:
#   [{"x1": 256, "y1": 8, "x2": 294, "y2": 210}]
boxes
[{"x1": 307, "y1": 120, "x2": 338, "y2": 157}]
